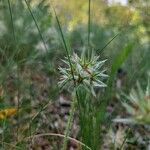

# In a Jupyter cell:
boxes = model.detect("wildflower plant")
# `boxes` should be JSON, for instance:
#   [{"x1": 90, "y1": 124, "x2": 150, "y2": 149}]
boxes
[
  {"x1": 58, "y1": 52, "x2": 108, "y2": 96},
  {"x1": 55, "y1": 0, "x2": 108, "y2": 148},
  {"x1": 115, "y1": 79, "x2": 150, "y2": 125}
]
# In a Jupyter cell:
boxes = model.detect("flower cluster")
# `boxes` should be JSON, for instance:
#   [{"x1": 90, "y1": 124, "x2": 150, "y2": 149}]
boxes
[{"x1": 58, "y1": 53, "x2": 108, "y2": 96}]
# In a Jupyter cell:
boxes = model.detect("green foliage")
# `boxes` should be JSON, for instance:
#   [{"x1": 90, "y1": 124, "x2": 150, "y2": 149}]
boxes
[
  {"x1": 115, "y1": 78, "x2": 150, "y2": 125},
  {"x1": 98, "y1": 43, "x2": 134, "y2": 124},
  {"x1": 0, "y1": 0, "x2": 149, "y2": 149},
  {"x1": 77, "y1": 85, "x2": 104, "y2": 150}
]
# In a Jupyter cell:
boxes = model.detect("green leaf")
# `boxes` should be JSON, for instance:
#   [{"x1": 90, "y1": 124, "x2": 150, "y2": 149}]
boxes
[
  {"x1": 111, "y1": 43, "x2": 133, "y2": 75},
  {"x1": 98, "y1": 43, "x2": 134, "y2": 131}
]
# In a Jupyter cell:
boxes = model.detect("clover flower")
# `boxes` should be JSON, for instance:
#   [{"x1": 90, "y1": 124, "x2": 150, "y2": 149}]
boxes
[{"x1": 58, "y1": 53, "x2": 108, "y2": 96}]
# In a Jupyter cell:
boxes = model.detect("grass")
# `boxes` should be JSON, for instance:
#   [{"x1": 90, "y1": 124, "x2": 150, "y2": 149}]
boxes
[{"x1": 0, "y1": 0, "x2": 149, "y2": 149}]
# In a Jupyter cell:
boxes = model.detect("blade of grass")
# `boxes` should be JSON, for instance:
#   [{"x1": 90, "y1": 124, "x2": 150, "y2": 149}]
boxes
[
  {"x1": 7, "y1": 0, "x2": 22, "y2": 63},
  {"x1": 88, "y1": 0, "x2": 92, "y2": 59},
  {"x1": 52, "y1": 6, "x2": 81, "y2": 150},
  {"x1": 96, "y1": 17, "x2": 132, "y2": 55},
  {"x1": 7, "y1": 0, "x2": 20, "y2": 143},
  {"x1": 120, "y1": 127, "x2": 131, "y2": 150},
  {"x1": 88, "y1": 0, "x2": 91, "y2": 46},
  {"x1": 53, "y1": 8, "x2": 74, "y2": 80},
  {"x1": 7, "y1": 0, "x2": 15, "y2": 41},
  {"x1": 53, "y1": 6, "x2": 80, "y2": 99},
  {"x1": 13, "y1": 99, "x2": 53, "y2": 148},
  {"x1": 21, "y1": 1, "x2": 50, "y2": 144},
  {"x1": 111, "y1": 43, "x2": 133, "y2": 75},
  {"x1": 28, "y1": 99, "x2": 52, "y2": 146},
  {"x1": 96, "y1": 32, "x2": 120, "y2": 54},
  {"x1": 24, "y1": 0, "x2": 48, "y2": 54},
  {"x1": 25, "y1": 133, "x2": 92, "y2": 150},
  {"x1": 98, "y1": 43, "x2": 134, "y2": 141}
]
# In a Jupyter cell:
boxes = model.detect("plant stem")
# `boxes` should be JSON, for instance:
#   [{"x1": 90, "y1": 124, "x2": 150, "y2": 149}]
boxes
[
  {"x1": 120, "y1": 128, "x2": 130, "y2": 150},
  {"x1": 24, "y1": 0, "x2": 48, "y2": 54},
  {"x1": 88, "y1": 0, "x2": 91, "y2": 59},
  {"x1": 88, "y1": 0, "x2": 91, "y2": 46},
  {"x1": 52, "y1": 6, "x2": 80, "y2": 150},
  {"x1": 7, "y1": 0, "x2": 20, "y2": 143},
  {"x1": 62, "y1": 95, "x2": 76, "y2": 150},
  {"x1": 29, "y1": 70, "x2": 33, "y2": 148}
]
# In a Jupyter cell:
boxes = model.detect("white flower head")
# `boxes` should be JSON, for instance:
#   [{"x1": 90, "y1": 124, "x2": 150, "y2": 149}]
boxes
[{"x1": 58, "y1": 53, "x2": 108, "y2": 96}]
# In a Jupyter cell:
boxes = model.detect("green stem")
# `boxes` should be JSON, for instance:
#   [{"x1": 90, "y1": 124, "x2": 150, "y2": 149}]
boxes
[
  {"x1": 52, "y1": 6, "x2": 79, "y2": 150},
  {"x1": 62, "y1": 95, "x2": 76, "y2": 150},
  {"x1": 88, "y1": 0, "x2": 91, "y2": 59},
  {"x1": 24, "y1": 0, "x2": 48, "y2": 54},
  {"x1": 7, "y1": 0, "x2": 15, "y2": 41},
  {"x1": 7, "y1": 0, "x2": 20, "y2": 143},
  {"x1": 88, "y1": 0, "x2": 91, "y2": 46}
]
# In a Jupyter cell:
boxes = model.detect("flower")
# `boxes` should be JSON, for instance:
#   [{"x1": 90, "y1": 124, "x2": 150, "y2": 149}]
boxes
[
  {"x1": 58, "y1": 53, "x2": 108, "y2": 96},
  {"x1": 0, "y1": 108, "x2": 17, "y2": 120}
]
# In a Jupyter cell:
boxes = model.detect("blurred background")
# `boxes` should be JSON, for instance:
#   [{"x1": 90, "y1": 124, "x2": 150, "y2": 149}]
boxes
[{"x1": 0, "y1": 0, "x2": 149, "y2": 149}]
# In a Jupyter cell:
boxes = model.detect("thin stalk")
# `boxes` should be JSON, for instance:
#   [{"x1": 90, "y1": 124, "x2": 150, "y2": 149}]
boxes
[
  {"x1": 31, "y1": 101, "x2": 52, "y2": 123},
  {"x1": 23, "y1": 1, "x2": 51, "y2": 143},
  {"x1": 96, "y1": 14, "x2": 132, "y2": 55},
  {"x1": 120, "y1": 128, "x2": 130, "y2": 150},
  {"x1": 7, "y1": 0, "x2": 20, "y2": 61},
  {"x1": 7, "y1": 0, "x2": 20, "y2": 142},
  {"x1": 52, "y1": 7, "x2": 80, "y2": 149},
  {"x1": 13, "y1": 100, "x2": 52, "y2": 148},
  {"x1": 62, "y1": 96, "x2": 76, "y2": 150},
  {"x1": 29, "y1": 71, "x2": 33, "y2": 147},
  {"x1": 25, "y1": 133, "x2": 91, "y2": 150},
  {"x1": 53, "y1": 8, "x2": 75, "y2": 83},
  {"x1": 96, "y1": 33, "x2": 120, "y2": 54},
  {"x1": 88, "y1": 0, "x2": 91, "y2": 46},
  {"x1": 16, "y1": 67, "x2": 20, "y2": 142},
  {"x1": 7, "y1": 0, "x2": 15, "y2": 41},
  {"x1": 88, "y1": 0, "x2": 91, "y2": 58},
  {"x1": 24, "y1": 0, "x2": 48, "y2": 54},
  {"x1": 28, "y1": 100, "x2": 52, "y2": 135}
]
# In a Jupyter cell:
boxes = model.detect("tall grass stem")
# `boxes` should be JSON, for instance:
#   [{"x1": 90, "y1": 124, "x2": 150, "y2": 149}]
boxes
[
  {"x1": 88, "y1": 0, "x2": 91, "y2": 58},
  {"x1": 62, "y1": 97, "x2": 76, "y2": 150},
  {"x1": 52, "y1": 6, "x2": 80, "y2": 149}
]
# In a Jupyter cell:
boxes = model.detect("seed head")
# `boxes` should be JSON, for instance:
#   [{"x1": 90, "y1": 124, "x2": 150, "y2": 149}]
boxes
[{"x1": 58, "y1": 53, "x2": 108, "y2": 96}]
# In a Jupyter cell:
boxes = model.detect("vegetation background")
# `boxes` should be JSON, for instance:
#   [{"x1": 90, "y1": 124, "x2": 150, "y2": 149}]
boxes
[{"x1": 0, "y1": 0, "x2": 149, "y2": 149}]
